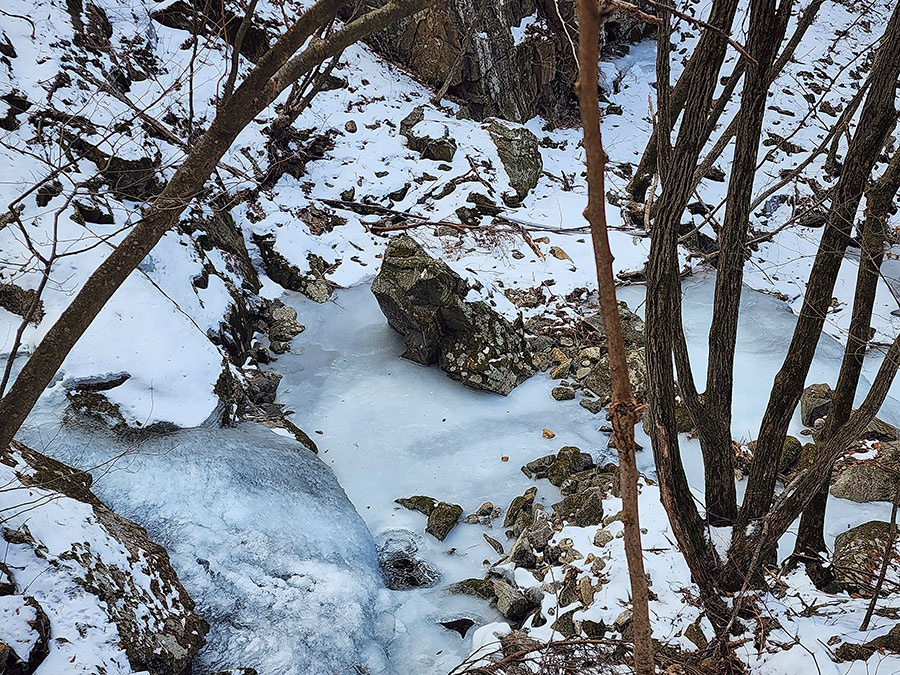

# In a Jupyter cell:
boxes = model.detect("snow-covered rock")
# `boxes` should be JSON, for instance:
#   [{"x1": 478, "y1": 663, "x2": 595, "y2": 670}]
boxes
[{"x1": 0, "y1": 440, "x2": 208, "y2": 674}]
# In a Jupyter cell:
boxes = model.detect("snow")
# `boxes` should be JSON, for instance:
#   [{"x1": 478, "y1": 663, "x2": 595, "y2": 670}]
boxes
[{"x1": 4, "y1": 0, "x2": 900, "y2": 670}]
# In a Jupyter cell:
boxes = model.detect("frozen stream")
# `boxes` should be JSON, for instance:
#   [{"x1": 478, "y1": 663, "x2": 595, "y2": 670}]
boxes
[{"x1": 18, "y1": 274, "x2": 900, "y2": 674}]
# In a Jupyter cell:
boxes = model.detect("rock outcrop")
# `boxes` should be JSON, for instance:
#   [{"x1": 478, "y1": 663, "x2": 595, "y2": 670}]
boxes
[
  {"x1": 0, "y1": 441, "x2": 207, "y2": 674},
  {"x1": 372, "y1": 235, "x2": 535, "y2": 395},
  {"x1": 357, "y1": 0, "x2": 653, "y2": 123}
]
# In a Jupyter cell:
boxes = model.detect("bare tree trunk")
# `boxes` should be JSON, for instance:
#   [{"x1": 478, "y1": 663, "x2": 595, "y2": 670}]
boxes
[
  {"x1": 576, "y1": 1, "x2": 653, "y2": 670},
  {"x1": 733, "y1": 3, "x2": 900, "y2": 552},
  {"x1": 645, "y1": 0, "x2": 731, "y2": 630},
  {"x1": 700, "y1": 0, "x2": 792, "y2": 527},
  {"x1": 0, "y1": 0, "x2": 437, "y2": 451},
  {"x1": 794, "y1": 146, "x2": 900, "y2": 557}
]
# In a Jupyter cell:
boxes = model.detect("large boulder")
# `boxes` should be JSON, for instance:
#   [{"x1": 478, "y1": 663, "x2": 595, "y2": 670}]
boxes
[
  {"x1": 0, "y1": 441, "x2": 207, "y2": 674},
  {"x1": 832, "y1": 520, "x2": 899, "y2": 597},
  {"x1": 372, "y1": 235, "x2": 535, "y2": 394},
  {"x1": 355, "y1": 0, "x2": 653, "y2": 123}
]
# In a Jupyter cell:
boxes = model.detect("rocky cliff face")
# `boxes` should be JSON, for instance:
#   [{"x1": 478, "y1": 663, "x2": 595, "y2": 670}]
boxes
[{"x1": 359, "y1": 0, "x2": 653, "y2": 123}]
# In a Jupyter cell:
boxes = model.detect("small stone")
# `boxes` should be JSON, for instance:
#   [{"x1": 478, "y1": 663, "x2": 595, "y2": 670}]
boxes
[
  {"x1": 575, "y1": 367, "x2": 591, "y2": 380},
  {"x1": 344, "y1": 120, "x2": 357, "y2": 133},
  {"x1": 580, "y1": 398, "x2": 605, "y2": 415},
  {"x1": 483, "y1": 533, "x2": 504, "y2": 555},
  {"x1": 511, "y1": 250, "x2": 525, "y2": 260},
  {"x1": 542, "y1": 429, "x2": 556, "y2": 439},
  {"x1": 579, "y1": 347, "x2": 604, "y2": 361},
  {"x1": 578, "y1": 575, "x2": 595, "y2": 607},
  {"x1": 552, "y1": 386, "x2": 576, "y2": 401},
  {"x1": 593, "y1": 528, "x2": 613, "y2": 547},
  {"x1": 425, "y1": 502, "x2": 463, "y2": 541}
]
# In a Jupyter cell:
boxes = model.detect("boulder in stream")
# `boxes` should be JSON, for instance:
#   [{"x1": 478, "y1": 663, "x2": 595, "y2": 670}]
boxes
[{"x1": 372, "y1": 235, "x2": 535, "y2": 395}]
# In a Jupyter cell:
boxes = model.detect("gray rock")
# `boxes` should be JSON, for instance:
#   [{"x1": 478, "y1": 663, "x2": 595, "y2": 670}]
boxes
[
  {"x1": 449, "y1": 578, "x2": 496, "y2": 601},
  {"x1": 372, "y1": 235, "x2": 535, "y2": 395},
  {"x1": 831, "y1": 441, "x2": 900, "y2": 503},
  {"x1": 583, "y1": 302, "x2": 644, "y2": 348},
  {"x1": 584, "y1": 348, "x2": 648, "y2": 403},
  {"x1": 552, "y1": 386, "x2": 575, "y2": 401},
  {"x1": 492, "y1": 580, "x2": 537, "y2": 621},
  {"x1": 400, "y1": 106, "x2": 457, "y2": 161},
  {"x1": 487, "y1": 119, "x2": 542, "y2": 202},
  {"x1": 800, "y1": 383, "x2": 833, "y2": 426},
  {"x1": 265, "y1": 299, "x2": 305, "y2": 343}
]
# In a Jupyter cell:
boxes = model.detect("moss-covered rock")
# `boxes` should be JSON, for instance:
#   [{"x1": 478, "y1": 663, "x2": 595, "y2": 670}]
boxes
[
  {"x1": 449, "y1": 578, "x2": 496, "y2": 601},
  {"x1": 831, "y1": 441, "x2": 900, "y2": 503},
  {"x1": 833, "y1": 520, "x2": 897, "y2": 596},
  {"x1": 426, "y1": 501, "x2": 463, "y2": 541},
  {"x1": 395, "y1": 495, "x2": 438, "y2": 516},
  {"x1": 779, "y1": 435, "x2": 803, "y2": 475},
  {"x1": 584, "y1": 348, "x2": 648, "y2": 403}
]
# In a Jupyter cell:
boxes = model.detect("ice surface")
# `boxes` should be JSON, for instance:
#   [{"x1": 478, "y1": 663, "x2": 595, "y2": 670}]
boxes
[{"x1": 20, "y1": 421, "x2": 391, "y2": 675}]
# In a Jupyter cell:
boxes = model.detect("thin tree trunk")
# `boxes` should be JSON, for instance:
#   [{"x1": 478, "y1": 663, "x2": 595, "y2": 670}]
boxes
[
  {"x1": 0, "y1": 0, "x2": 437, "y2": 451},
  {"x1": 794, "y1": 146, "x2": 900, "y2": 556},
  {"x1": 576, "y1": 1, "x2": 653, "y2": 670},
  {"x1": 700, "y1": 0, "x2": 792, "y2": 526},
  {"x1": 733, "y1": 3, "x2": 900, "y2": 559},
  {"x1": 645, "y1": 0, "x2": 732, "y2": 630}
]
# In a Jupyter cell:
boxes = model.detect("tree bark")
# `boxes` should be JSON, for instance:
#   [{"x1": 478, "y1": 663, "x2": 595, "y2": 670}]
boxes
[
  {"x1": 793, "y1": 146, "x2": 900, "y2": 556},
  {"x1": 0, "y1": 0, "x2": 437, "y2": 451},
  {"x1": 645, "y1": 0, "x2": 731, "y2": 629},
  {"x1": 576, "y1": 1, "x2": 653, "y2": 671},
  {"x1": 734, "y1": 3, "x2": 900, "y2": 546},
  {"x1": 700, "y1": 0, "x2": 792, "y2": 526}
]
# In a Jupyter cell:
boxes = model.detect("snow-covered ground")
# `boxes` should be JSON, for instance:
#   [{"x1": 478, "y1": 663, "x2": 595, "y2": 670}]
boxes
[{"x1": 5, "y1": 0, "x2": 900, "y2": 671}]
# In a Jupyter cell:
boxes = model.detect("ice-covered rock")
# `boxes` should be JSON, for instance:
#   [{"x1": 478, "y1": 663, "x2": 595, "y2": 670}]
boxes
[
  {"x1": 0, "y1": 440, "x2": 207, "y2": 674},
  {"x1": 20, "y1": 423, "x2": 390, "y2": 675}
]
